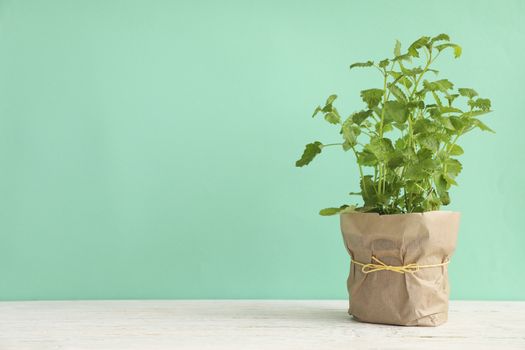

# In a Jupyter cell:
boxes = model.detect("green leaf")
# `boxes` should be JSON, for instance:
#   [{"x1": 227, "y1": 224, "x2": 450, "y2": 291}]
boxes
[
  {"x1": 450, "y1": 116, "x2": 468, "y2": 131},
  {"x1": 461, "y1": 110, "x2": 492, "y2": 118},
  {"x1": 435, "y1": 43, "x2": 462, "y2": 58},
  {"x1": 360, "y1": 175, "x2": 377, "y2": 207},
  {"x1": 408, "y1": 36, "x2": 430, "y2": 57},
  {"x1": 438, "y1": 106, "x2": 463, "y2": 114},
  {"x1": 387, "y1": 150, "x2": 404, "y2": 169},
  {"x1": 350, "y1": 61, "x2": 374, "y2": 69},
  {"x1": 445, "y1": 158, "x2": 463, "y2": 177},
  {"x1": 400, "y1": 66, "x2": 424, "y2": 76},
  {"x1": 393, "y1": 53, "x2": 412, "y2": 62},
  {"x1": 324, "y1": 110, "x2": 341, "y2": 124},
  {"x1": 321, "y1": 104, "x2": 333, "y2": 113},
  {"x1": 472, "y1": 118, "x2": 495, "y2": 133},
  {"x1": 413, "y1": 118, "x2": 438, "y2": 134},
  {"x1": 326, "y1": 94, "x2": 337, "y2": 105},
  {"x1": 449, "y1": 144, "x2": 464, "y2": 155},
  {"x1": 468, "y1": 98, "x2": 491, "y2": 111},
  {"x1": 342, "y1": 120, "x2": 359, "y2": 146},
  {"x1": 388, "y1": 84, "x2": 407, "y2": 102},
  {"x1": 295, "y1": 142, "x2": 322, "y2": 167},
  {"x1": 360, "y1": 89, "x2": 384, "y2": 109},
  {"x1": 445, "y1": 94, "x2": 459, "y2": 106},
  {"x1": 423, "y1": 79, "x2": 454, "y2": 92},
  {"x1": 368, "y1": 137, "x2": 394, "y2": 161},
  {"x1": 319, "y1": 207, "x2": 342, "y2": 216},
  {"x1": 319, "y1": 205, "x2": 355, "y2": 216},
  {"x1": 443, "y1": 173, "x2": 458, "y2": 186},
  {"x1": 439, "y1": 117, "x2": 455, "y2": 130},
  {"x1": 379, "y1": 59, "x2": 390, "y2": 68},
  {"x1": 351, "y1": 110, "x2": 373, "y2": 125},
  {"x1": 357, "y1": 148, "x2": 378, "y2": 166},
  {"x1": 312, "y1": 106, "x2": 322, "y2": 118},
  {"x1": 417, "y1": 133, "x2": 439, "y2": 152},
  {"x1": 394, "y1": 40, "x2": 401, "y2": 56},
  {"x1": 431, "y1": 33, "x2": 450, "y2": 44},
  {"x1": 383, "y1": 100, "x2": 408, "y2": 123},
  {"x1": 458, "y1": 88, "x2": 478, "y2": 99},
  {"x1": 388, "y1": 71, "x2": 413, "y2": 89}
]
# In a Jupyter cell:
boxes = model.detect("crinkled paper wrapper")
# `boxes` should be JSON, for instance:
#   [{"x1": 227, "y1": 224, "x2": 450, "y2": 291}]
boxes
[{"x1": 340, "y1": 211, "x2": 460, "y2": 326}]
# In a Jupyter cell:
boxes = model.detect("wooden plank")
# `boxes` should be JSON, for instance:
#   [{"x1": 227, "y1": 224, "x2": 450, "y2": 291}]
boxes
[{"x1": 0, "y1": 300, "x2": 524, "y2": 350}]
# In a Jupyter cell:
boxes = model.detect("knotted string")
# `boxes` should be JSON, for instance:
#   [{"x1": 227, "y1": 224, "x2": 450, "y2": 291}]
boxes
[{"x1": 351, "y1": 256, "x2": 449, "y2": 274}]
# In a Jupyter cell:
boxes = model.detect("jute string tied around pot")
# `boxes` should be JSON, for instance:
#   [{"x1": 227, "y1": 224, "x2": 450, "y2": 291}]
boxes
[{"x1": 351, "y1": 256, "x2": 450, "y2": 274}]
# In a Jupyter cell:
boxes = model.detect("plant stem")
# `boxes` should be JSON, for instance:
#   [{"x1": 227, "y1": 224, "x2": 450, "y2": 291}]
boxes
[{"x1": 351, "y1": 146, "x2": 367, "y2": 197}]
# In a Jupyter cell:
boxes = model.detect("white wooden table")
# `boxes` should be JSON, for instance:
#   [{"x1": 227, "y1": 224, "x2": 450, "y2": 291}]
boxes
[{"x1": 0, "y1": 300, "x2": 524, "y2": 350}]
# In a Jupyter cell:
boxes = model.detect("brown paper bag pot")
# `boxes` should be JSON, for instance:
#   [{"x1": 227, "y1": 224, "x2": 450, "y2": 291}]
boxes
[{"x1": 340, "y1": 210, "x2": 460, "y2": 326}]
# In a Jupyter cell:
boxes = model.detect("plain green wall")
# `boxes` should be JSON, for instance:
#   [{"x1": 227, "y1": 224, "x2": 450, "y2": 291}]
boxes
[{"x1": 0, "y1": 0, "x2": 523, "y2": 300}]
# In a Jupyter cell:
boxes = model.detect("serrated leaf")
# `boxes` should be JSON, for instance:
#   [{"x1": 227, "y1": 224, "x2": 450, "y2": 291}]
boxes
[
  {"x1": 435, "y1": 43, "x2": 462, "y2": 58},
  {"x1": 472, "y1": 118, "x2": 495, "y2": 133},
  {"x1": 431, "y1": 33, "x2": 450, "y2": 43},
  {"x1": 393, "y1": 53, "x2": 412, "y2": 62},
  {"x1": 387, "y1": 150, "x2": 404, "y2": 169},
  {"x1": 351, "y1": 110, "x2": 372, "y2": 125},
  {"x1": 388, "y1": 71, "x2": 413, "y2": 89},
  {"x1": 458, "y1": 88, "x2": 478, "y2": 99},
  {"x1": 383, "y1": 100, "x2": 408, "y2": 123},
  {"x1": 461, "y1": 110, "x2": 492, "y2": 118},
  {"x1": 342, "y1": 120, "x2": 359, "y2": 146},
  {"x1": 324, "y1": 111, "x2": 340, "y2": 124},
  {"x1": 406, "y1": 100, "x2": 425, "y2": 110},
  {"x1": 423, "y1": 79, "x2": 454, "y2": 92},
  {"x1": 443, "y1": 173, "x2": 458, "y2": 186},
  {"x1": 445, "y1": 158, "x2": 463, "y2": 177},
  {"x1": 379, "y1": 59, "x2": 390, "y2": 68},
  {"x1": 445, "y1": 94, "x2": 459, "y2": 106},
  {"x1": 468, "y1": 98, "x2": 491, "y2": 111},
  {"x1": 360, "y1": 89, "x2": 384, "y2": 109},
  {"x1": 434, "y1": 173, "x2": 448, "y2": 192},
  {"x1": 357, "y1": 148, "x2": 378, "y2": 166},
  {"x1": 295, "y1": 142, "x2": 322, "y2": 167},
  {"x1": 401, "y1": 66, "x2": 424, "y2": 76},
  {"x1": 408, "y1": 36, "x2": 430, "y2": 57},
  {"x1": 439, "y1": 106, "x2": 463, "y2": 114},
  {"x1": 439, "y1": 117, "x2": 455, "y2": 130},
  {"x1": 417, "y1": 133, "x2": 439, "y2": 152},
  {"x1": 413, "y1": 118, "x2": 438, "y2": 134},
  {"x1": 449, "y1": 144, "x2": 464, "y2": 155},
  {"x1": 368, "y1": 137, "x2": 394, "y2": 161},
  {"x1": 388, "y1": 84, "x2": 407, "y2": 102},
  {"x1": 350, "y1": 61, "x2": 374, "y2": 69}
]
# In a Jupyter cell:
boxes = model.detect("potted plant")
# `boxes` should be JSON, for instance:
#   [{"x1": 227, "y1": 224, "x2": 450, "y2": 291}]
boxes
[{"x1": 295, "y1": 34, "x2": 493, "y2": 326}]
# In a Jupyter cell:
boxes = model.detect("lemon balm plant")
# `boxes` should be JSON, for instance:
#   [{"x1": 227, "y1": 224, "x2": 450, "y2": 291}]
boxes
[
  {"x1": 296, "y1": 34, "x2": 493, "y2": 215},
  {"x1": 295, "y1": 34, "x2": 493, "y2": 326}
]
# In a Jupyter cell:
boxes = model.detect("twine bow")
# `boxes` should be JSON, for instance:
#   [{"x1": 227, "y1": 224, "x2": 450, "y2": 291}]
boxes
[{"x1": 351, "y1": 256, "x2": 449, "y2": 275}]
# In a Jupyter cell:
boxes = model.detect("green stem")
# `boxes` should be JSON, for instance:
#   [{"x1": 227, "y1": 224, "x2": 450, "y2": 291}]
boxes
[
  {"x1": 351, "y1": 146, "x2": 367, "y2": 197},
  {"x1": 322, "y1": 143, "x2": 343, "y2": 147}
]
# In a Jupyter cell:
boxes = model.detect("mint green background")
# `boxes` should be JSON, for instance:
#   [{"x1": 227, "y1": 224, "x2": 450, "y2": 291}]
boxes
[{"x1": 0, "y1": 0, "x2": 523, "y2": 301}]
